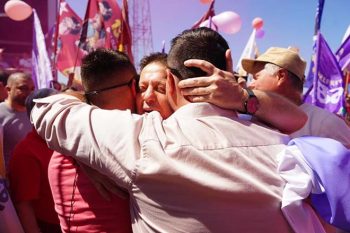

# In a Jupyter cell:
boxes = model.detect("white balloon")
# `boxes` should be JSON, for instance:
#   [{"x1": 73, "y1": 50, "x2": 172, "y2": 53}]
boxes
[
  {"x1": 212, "y1": 11, "x2": 242, "y2": 34},
  {"x1": 4, "y1": 0, "x2": 32, "y2": 21}
]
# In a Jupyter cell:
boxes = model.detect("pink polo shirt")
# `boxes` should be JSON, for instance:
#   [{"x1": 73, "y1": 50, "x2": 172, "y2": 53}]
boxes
[{"x1": 48, "y1": 152, "x2": 132, "y2": 233}]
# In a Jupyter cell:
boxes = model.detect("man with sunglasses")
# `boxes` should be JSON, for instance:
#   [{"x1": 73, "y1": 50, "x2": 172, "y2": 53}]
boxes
[{"x1": 48, "y1": 48, "x2": 135, "y2": 233}]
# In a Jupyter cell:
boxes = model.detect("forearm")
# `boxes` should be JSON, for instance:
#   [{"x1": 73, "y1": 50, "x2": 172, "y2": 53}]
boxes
[
  {"x1": 31, "y1": 94, "x2": 141, "y2": 188},
  {"x1": 253, "y1": 90, "x2": 307, "y2": 134},
  {"x1": 15, "y1": 201, "x2": 41, "y2": 233}
]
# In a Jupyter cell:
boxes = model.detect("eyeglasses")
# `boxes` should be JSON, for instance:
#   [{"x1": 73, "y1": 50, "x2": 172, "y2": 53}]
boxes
[
  {"x1": 84, "y1": 79, "x2": 133, "y2": 97},
  {"x1": 84, "y1": 79, "x2": 133, "y2": 105}
]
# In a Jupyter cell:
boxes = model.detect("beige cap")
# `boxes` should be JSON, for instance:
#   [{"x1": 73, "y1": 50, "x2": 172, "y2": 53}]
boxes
[{"x1": 242, "y1": 47, "x2": 307, "y2": 81}]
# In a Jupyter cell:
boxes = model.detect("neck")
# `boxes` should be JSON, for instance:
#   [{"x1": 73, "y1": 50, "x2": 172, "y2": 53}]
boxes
[{"x1": 282, "y1": 91, "x2": 303, "y2": 106}]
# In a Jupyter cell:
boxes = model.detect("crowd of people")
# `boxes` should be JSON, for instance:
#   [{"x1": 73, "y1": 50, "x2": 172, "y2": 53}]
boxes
[{"x1": 1, "y1": 27, "x2": 350, "y2": 233}]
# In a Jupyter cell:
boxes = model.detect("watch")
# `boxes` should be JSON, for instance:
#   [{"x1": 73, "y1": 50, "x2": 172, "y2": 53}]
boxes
[{"x1": 243, "y1": 88, "x2": 260, "y2": 115}]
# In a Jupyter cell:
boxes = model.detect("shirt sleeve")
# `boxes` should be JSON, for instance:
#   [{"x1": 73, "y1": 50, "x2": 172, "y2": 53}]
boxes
[{"x1": 31, "y1": 94, "x2": 143, "y2": 189}]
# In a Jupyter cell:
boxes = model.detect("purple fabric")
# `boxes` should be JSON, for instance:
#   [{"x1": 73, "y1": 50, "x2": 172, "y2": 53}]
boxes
[
  {"x1": 303, "y1": 32, "x2": 345, "y2": 115},
  {"x1": 32, "y1": 10, "x2": 54, "y2": 89},
  {"x1": 336, "y1": 34, "x2": 350, "y2": 71},
  {"x1": 288, "y1": 136, "x2": 350, "y2": 231},
  {"x1": 305, "y1": 0, "x2": 325, "y2": 88}
]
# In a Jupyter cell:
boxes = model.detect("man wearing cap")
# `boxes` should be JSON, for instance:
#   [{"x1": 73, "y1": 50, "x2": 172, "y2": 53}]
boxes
[{"x1": 179, "y1": 47, "x2": 350, "y2": 148}]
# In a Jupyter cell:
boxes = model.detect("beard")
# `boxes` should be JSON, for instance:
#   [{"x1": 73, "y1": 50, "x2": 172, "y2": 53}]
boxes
[{"x1": 14, "y1": 96, "x2": 27, "y2": 107}]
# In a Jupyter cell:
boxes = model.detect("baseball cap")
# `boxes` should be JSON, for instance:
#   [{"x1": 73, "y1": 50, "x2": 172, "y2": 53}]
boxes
[{"x1": 242, "y1": 47, "x2": 307, "y2": 81}]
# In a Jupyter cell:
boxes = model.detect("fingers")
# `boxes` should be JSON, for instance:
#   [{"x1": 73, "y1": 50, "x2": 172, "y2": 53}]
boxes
[
  {"x1": 237, "y1": 77, "x2": 247, "y2": 88},
  {"x1": 185, "y1": 95, "x2": 209, "y2": 103},
  {"x1": 178, "y1": 77, "x2": 212, "y2": 89},
  {"x1": 184, "y1": 59, "x2": 215, "y2": 74},
  {"x1": 225, "y1": 49, "x2": 234, "y2": 73},
  {"x1": 181, "y1": 86, "x2": 211, "y2": 96}
]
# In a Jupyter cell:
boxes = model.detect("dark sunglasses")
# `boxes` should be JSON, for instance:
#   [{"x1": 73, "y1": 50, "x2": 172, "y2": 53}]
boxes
[
  {"x1": 84, "y1": 79, "x2": 134, "y2": 105},
  {"x1": 84, "y1": 79, "x2": 133, "y2": 97}
]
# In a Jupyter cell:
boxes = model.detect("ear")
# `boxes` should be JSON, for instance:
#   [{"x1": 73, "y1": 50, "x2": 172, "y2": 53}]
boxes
[
  {"x1": 130, "y1": 79, "x2": 137, "y2": 98},
  {"x1": 166, "y1": 69, "x2": 176, "y2": 95},
  {"x1": 276, "y1": 69, "x2": 288, "y2": 86}
]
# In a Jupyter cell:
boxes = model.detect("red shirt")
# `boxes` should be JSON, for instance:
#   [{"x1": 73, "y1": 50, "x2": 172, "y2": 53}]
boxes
[
  {"x1": 9, "y1": 128, "x2": 59, "y2": 224},
  {"x1": 49, "y1": 152, "x2": 132, "y2": 233}
]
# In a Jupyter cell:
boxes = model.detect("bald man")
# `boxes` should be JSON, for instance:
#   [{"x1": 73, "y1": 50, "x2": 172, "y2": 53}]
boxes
[{"x1": 0, "y1": 72, "x2": 35, "y2": 169}]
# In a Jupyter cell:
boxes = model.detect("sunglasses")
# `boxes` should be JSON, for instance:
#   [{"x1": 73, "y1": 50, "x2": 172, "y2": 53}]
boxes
[{"x1": 84, "y1": 79, "x2": 133, "y2": 104}]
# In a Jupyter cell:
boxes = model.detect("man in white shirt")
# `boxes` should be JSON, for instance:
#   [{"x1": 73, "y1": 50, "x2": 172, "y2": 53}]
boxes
[{"x1": 32, "y1": 28, "x2": 320, "y2": 232}]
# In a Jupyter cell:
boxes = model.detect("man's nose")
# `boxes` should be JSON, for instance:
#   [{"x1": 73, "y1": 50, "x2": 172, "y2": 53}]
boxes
[{"x1": 143, "y1": 87, "x2": 156, "y2": 105}]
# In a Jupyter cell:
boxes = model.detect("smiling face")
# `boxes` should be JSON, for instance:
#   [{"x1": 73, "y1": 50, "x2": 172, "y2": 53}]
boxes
[{"x1": 139, "y1": 61, "x2": 173, "y2": 119}]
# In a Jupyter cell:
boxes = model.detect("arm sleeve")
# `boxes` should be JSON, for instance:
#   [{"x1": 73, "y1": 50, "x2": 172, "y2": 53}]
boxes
[{"x1": 31, "y1": 94, "x2": 143, "y2": 189}]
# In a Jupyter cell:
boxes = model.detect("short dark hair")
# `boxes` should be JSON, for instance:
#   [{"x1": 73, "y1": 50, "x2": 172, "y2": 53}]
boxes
[
  {"x1": 25, "y1": 88, "x2": 59, "y2": 117},
  {"x1": 139, "y1": 52, "x2": 167, "y2": 71},
  {"x1": 81, "y1": 48, "x2": 136, "y2": 91},
  {"x1": 167, "y1": 27, "x2": 229, "y2": 80}
]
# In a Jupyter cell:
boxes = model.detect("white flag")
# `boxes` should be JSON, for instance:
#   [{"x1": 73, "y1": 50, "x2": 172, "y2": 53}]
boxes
[{"x1": 32, "y1": 9, "x2": 53, "y2": 89}]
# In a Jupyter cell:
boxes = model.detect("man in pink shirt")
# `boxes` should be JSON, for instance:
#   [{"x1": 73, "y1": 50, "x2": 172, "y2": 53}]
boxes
[{"x1": 48, "y1": 49, "x2": 135, "y2": 233}]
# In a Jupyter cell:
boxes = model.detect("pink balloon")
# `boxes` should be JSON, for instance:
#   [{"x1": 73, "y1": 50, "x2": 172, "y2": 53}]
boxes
[
  {"x1": 212, "y1": 11, "x2": 242, "y2": 34},
  {"x1": 255, "y1": 29, "x2": 265, "y2": 39},
  {"x1": 4, "y1": 0, "x2": 32, "y2": 21},
  {"x1": 252, "y1": 17, "x2": 264, "y2": 30},
  {"x1": 200, "y1": 0, "x2": 212, "y2": 4}
]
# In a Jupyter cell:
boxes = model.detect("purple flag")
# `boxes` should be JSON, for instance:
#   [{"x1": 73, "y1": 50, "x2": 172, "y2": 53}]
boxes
[
  {"x1": 336, "y1": 34, "x2": 350, "y2": 72},
  {"x1": 303, "y1": 32, "x2": 345, "y2": 114},
  {"x1": 32, "y1": 9, "x2": 54, "y2": 89},
  {"x1": 288, "y1": 137, "x2": 350, "y2": 231},
  {"x1": 305, "y1": 0, "x2": 325, "y2": 88}
]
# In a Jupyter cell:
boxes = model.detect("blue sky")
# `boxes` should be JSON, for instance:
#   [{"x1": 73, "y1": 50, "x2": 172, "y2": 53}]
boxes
[{"x1": 67, "y1": 0, "x2": 349, "y2": 71}]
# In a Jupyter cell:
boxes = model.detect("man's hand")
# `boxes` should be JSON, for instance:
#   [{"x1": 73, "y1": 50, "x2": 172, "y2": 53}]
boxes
[
  {"x1": 178, "y1": 49, "x2": 247, "y2": 111},
  {"x1": 79, "y1": 162, "x2": 129, "y2": 200}
]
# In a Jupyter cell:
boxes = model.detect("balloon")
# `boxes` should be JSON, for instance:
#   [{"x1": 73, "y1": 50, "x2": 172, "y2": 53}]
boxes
[
  {"x1": 255, "y1": 29, "x2": 265, "y2": 39},
  {"x1": 212, "y1": 11, "x2": 242, "y2": 34},
  {"x1": 200, "y1": 0, "x2": 212, "y2": 4},
  {"x1": 252, "y1": 17, "x2": 264, "y2": 30},
  {"x1": 4, "y1": 0, "x2": 32, "y2": 21}
]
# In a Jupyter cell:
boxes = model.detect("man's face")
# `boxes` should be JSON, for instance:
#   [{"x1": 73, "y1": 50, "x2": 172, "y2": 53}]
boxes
[
  {"x1": 139, "y1": 62, "x2": 173, "y2": 119},
  {"x1": 8, "y1": 76, "x2": 35, "y2": 106},
  {"x1": 248, "y1": 63, "x2": 279, "y2": 92}
]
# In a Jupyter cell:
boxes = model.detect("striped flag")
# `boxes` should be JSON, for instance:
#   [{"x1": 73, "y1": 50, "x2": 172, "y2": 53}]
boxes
[{"x1": 336, "y1": 34, "x2": 350, "y2": 72}]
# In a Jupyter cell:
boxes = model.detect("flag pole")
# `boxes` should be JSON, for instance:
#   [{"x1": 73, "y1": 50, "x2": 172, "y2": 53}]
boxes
[
  {"x1": 345, "y1": 71, "x2": 349, "y2": 97},
  {"x1": 52, "y1": 0, "x2": 62, "y2": 82},
  {"x1": 69, "y1": 0, "x2": 91, "y2": 88}
]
